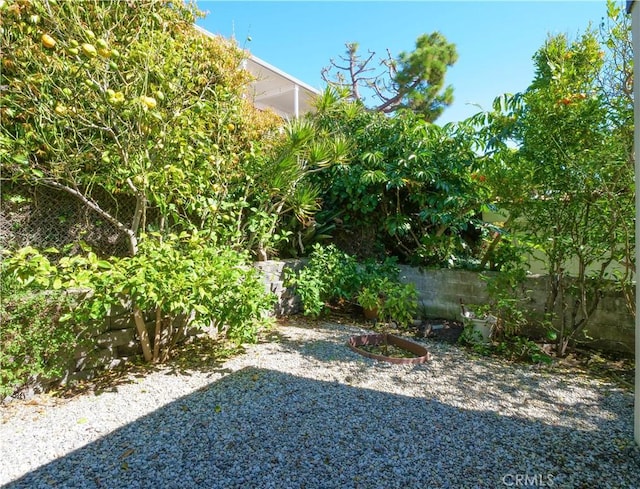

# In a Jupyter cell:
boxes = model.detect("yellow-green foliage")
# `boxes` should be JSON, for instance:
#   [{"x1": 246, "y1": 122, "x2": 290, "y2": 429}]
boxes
[{"x1": 0, "y1": 0, "x2": 281, "y2": 242}]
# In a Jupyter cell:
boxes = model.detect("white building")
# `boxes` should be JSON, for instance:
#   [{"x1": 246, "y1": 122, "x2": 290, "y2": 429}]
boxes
[{"x1": 193, "y1": 25, "x2": 319, "y2": 119}]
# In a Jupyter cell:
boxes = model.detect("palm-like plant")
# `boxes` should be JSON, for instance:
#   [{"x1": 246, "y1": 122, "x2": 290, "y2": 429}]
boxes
[{"x1": 244, "y1": 118, "x2": 350, "y2": 259}]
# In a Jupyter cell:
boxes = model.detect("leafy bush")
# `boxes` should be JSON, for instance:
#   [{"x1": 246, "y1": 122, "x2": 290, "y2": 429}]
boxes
[
  {"x1": 309, "y1": 99, "x2": 487, "y2": 265},
  {"x1": 0, "y1": 290, "x2": 80, "y2": 399},
  {"x1": 457, "y1": 323, "x2": 492, "y2": 354},
  {"x1": 287, "y1": 243, "x2": 417, "y2": 323},
  {"x1": 379, "y1": 281, "x2": 418, "y2": 327},
  {"x1": 2, "y1": 234, "x2": 275, "y2": 366},
  {"x1": 494, "y1": 336, "x2": 553, "y2": 365},
  {"x1": 286, "y1": 244, "x2": 360, "y2": 317},
  {"x1": 88, "y1": 233, "x2": 275, "y2": 350}
]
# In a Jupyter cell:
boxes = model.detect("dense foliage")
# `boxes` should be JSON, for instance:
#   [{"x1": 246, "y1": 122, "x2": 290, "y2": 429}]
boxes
[
  {"x1": 0, "y1": 288, "x2": 80, "y2": 398},
  {"x1": 1, "y1": 0, "x2": 278, "y2": 255},
  {"x1": 288, "y1": 244, "x2": 417, "y2": 326},
  {"x1": 0, "y1": 0, "x2": 283, "y2": 385},
  {"x1": 2, "y1": 236, "x2": 275, "y2": 364},
  {"x1": 474, "y1": 1, "x2": 634, "y2": 354},
  {"x1": 310, "y1": 91, "x2": 487, "y2": 266},
  {"x1": 237, "y1": 118, "x2": 349, "y2": 259}
]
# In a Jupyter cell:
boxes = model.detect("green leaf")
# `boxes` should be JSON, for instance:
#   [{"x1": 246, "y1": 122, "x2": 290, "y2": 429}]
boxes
[
  {"x1": 193, "y1": 304, "x2": 209, "y2": 314},
  {"x1": 12, "y1": 154, "x2": 29, "y2": 165}
]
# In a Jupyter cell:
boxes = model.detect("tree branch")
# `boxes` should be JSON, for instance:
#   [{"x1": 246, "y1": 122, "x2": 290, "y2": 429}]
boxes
[{"x1": 41, "y1": 178, "x2": 137, "y2": 255}]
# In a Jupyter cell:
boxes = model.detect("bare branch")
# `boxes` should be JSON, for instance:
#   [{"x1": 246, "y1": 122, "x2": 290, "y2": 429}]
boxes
[
  {"x1": 41, "y1": 178, "x2": 137, "y2": 254},
  {"x1": 321, "y1": 33, "x2": 457, "y2": 120}
]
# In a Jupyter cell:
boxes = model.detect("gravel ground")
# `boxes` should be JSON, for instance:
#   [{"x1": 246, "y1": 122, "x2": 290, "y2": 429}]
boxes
[{"x1": 1, "y1": 319, "x2": 638, "y2": 489}]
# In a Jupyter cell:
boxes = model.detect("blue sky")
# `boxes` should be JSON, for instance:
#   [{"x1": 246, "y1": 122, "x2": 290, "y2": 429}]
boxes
[{"x1": 196, "y1": 1, "x2": 612, "y2": 124}]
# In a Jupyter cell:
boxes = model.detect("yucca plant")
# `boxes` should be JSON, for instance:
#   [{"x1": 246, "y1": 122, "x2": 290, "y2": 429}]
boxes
[{"x1": 242, "y1": 118, "x2": 350, "y2": 259}]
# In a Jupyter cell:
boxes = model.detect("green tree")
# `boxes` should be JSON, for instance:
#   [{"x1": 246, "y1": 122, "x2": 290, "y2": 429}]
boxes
[
  {"x1": 477, "y1": 28, "x2": 634, "y2": 355},
  {"x1": 321, "y1": 33, "x2": 458, "y2": 121},
  {"x1": 0, "y1": 0, "x2": 281, "y2": 365},
  {"x1": 0, "y1": 0, "x2": 278, "y2": 256},
  {"x1": 597, "y1": 0, "x2": 635, "y2": 316},
  {"x1": 310, "y1": 92, "x2": 485, "y2": 264}
]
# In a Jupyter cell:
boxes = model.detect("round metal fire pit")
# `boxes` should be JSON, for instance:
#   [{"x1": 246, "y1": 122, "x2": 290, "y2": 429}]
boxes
[{"x1": 348, "y1": 333, "x2": 430, "y2": 365}]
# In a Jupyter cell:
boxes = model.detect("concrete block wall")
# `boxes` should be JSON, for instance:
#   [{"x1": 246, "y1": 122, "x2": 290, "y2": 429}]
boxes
[
  {"x1": 582, "y1": 292, "x2": 635, "y2": 354},
  {"x1": 64, "y1": 304, "x2": 150, "y2": 383},
  {"x1": 252, "y1": 259, "x2": 306, "y2": 316},
  {"x1": 399, "y1": 266, "x2": 635, "y2": 355},
  {"x1": 398, "y1": 267, "x2": 493, "y2": 319}
]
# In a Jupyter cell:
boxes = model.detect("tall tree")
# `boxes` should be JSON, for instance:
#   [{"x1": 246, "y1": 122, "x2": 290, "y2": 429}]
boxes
[
  {"x1": 0, "y1": 0, "x2": 275, "y2": 256},
  {"x1": 321, "y1": 33, "x2": 458, "y2": 121},
  {"x1": 596, "y1": 0, "x2": 634, "y2": 316},
  {"x1": 477, "y1": 28, "x2": 634, "y2": 355}
]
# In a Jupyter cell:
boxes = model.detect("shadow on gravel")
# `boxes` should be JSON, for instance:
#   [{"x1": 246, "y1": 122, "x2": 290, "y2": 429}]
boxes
[
  {"x1": 258, "y1": 320, "x2": 373, "y2": 366},
  {"x1": 3, "y1": 367, "x2": 639, "y2": 489},
  {"x1": 53, "y1": 336, "x2": 246, "y2": 399}
]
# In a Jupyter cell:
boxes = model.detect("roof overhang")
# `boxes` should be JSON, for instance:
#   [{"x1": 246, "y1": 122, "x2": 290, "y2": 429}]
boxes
[
  {"x1": 193, "y1": 24, "x2": 320, "y2": 118},
  {"x1": 245, "y1": 55, "x2": 319, "y2": 118}
]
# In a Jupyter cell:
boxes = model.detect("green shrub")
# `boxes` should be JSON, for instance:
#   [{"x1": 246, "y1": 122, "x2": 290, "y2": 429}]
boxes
[
  {"x1": 2, "y1": 234, "x2": 275, "y2": 367},
  {"x1": 309, "y1": 102, "x2": 487, "y2": 265},
  {"x1": 0, "y1": 290, "x2": 80, "y2": 399},
  {"x1": 494, "y1": 336, "x2": 553, "y2": 365},
  {"x1": 288, "y1": 243, "x2": 418, "y2": 323},
  {"x1": 286, "y1": 244, "x2": 360, "y2": 317},
  {"x1": 89, "y1": 232, "x2": 276, "y2": 348},
  {"x1": 380, "y1": 281, "x2": 418, "y2": 327}
]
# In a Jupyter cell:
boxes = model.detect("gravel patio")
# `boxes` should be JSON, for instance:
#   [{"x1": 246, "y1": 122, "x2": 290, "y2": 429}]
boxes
[{"x1": 1, "y1": 319, "x2": 638, "y2": 488}]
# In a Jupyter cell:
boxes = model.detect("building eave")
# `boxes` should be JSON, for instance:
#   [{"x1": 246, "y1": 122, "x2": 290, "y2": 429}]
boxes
[{"x1": 193, "y1": 24, "x2": 319, "y2": 118}]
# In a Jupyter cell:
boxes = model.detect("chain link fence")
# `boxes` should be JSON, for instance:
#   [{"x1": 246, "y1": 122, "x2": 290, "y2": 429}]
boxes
[{"x1": 1, "y1": 183, "x2": 133, "y2": 259}]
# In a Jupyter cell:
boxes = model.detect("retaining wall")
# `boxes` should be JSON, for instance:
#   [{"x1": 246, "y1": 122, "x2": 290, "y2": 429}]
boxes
[
  {"x1": 67, "y1": 261, "x2": 635, "y2": 384},
  {"x1": 398, "y1": 266, "x2": 635, "y2": 355}
]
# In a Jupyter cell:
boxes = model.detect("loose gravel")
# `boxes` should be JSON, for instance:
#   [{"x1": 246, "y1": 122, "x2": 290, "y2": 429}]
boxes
[{"x1": 1, "y1": 320, "x2": 638, "y2": 489}]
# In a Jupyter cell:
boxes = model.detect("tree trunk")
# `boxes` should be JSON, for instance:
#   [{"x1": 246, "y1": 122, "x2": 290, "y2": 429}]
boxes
[
  {"x1": 153, "y1": 305, "x2": 163, "y2": 363},
  {"x1": 42, "y1": 178, "x2": 138, "y2": 256},
  {"x1": 556, "y1": 273, "x2": 569, "y2": 357},
  {"x1": 132, "y1": 305, "x2": 153, "y2": 362},
  {"x1": 127, "y1": 178, "x2": 146, "y2": 256},
  {"x1": 557, "y1": 337, "x2": 569, "y2": 357},
  {"x1": 480, "y1": 216, "x2": 513, "y2": 269},
  {"x1": 255, "y1": 245, "x2": 268, "y2": 261}
]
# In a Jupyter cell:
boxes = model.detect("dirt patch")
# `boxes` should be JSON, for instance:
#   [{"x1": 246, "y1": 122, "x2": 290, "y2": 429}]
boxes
[{"x1": 415, "y1": 319, "x2": 465, "y2": 344}]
